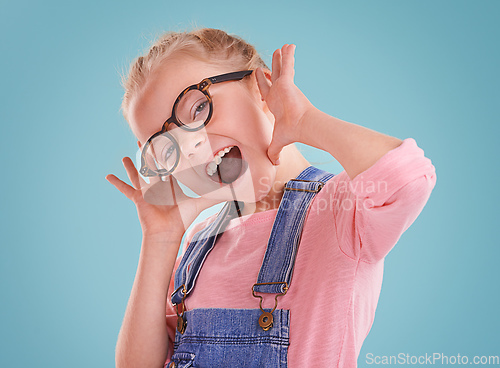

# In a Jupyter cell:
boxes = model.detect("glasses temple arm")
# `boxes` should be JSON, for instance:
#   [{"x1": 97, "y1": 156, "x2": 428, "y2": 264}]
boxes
[{"x1": 209, "y1": 70, "x2": 253, "y2": 84}]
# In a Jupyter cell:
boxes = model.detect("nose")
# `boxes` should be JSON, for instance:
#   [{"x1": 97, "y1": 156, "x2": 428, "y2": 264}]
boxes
[{"x1": 176, "y1": 129, "x2": 209, "y2": 160}]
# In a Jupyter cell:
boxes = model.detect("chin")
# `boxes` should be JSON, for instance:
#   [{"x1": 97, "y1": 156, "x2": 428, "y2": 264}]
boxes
[{"x1": 181, "y1": 159, "x2": 277, "y2": 204}]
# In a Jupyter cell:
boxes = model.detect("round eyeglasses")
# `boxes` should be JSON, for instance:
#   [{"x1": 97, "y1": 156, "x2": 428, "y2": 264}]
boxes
[{"x1": 139, "y1": 70, "x2": 254, "y2": 177}]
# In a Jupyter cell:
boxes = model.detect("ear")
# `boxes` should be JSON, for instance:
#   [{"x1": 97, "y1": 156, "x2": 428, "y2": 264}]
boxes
[
  {"x1": 253, "y1": 68, "x2": 272, "y2": 88},
  {"x1": 260, "y1": 68, "x2": 272, "y2": 84},
  {"x1": 251, "y1": 68, "x2": 272, "y2": 108},
  {"x1": 252, "y1": 69, "x2": 275, "y2": 123}
]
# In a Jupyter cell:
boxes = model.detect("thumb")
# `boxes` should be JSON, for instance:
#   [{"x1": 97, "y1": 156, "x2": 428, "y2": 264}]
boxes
[{"x1": 267, "y1": 136, "x2": 283, "y2": 166}]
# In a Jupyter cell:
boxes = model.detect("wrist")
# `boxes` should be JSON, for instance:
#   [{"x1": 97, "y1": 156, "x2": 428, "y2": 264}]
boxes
[
  {"x1": 140, "y1": 233, "x2": 183, "y2": 264},
  {"x1": 142, "y1": 231, "x2": 184, "y2": 245},
  {"x1": 296, "y1": 104, "x2": 319, "y2": 143}
]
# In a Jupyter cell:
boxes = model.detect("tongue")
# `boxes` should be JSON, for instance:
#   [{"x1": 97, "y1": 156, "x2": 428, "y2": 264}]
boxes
[{"x1": 217, "y1": 146, "x2": 243, "y2": 184}]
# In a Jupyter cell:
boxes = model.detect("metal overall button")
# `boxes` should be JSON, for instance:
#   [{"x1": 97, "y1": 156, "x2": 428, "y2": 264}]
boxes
[
  {"x1": 176, "y1": 315, "x2": 187, "y2": 334},
  {"x1": 258, "y1": 311, "x2": 274, "y2": 331},
  {"x1": 252, "y1": 282, "x2": 289, "y2": 331},
  {"x1": 172, "y1": 284, "x2": 188, "y2": 334}
]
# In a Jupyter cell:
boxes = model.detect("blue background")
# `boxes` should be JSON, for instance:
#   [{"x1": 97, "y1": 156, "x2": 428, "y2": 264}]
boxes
[{"x1": 1, "y1": 0, "x2": 498, "y2": 366}]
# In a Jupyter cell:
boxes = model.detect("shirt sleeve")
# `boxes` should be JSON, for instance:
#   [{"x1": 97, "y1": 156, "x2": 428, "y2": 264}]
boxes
[{"x1": 332, "y1": 137, "x2": 437, "y2": 263}]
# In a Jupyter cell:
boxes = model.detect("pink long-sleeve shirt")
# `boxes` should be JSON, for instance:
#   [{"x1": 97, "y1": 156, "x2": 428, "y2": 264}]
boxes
[{"x1": 165, "y1": 137, "x2": 437, "y2": 367}]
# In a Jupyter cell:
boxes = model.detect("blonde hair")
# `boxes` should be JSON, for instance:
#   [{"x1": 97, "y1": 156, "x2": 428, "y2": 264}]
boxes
[{"x1": 121, "y1": 28, "x2": 269, "y2": 122}]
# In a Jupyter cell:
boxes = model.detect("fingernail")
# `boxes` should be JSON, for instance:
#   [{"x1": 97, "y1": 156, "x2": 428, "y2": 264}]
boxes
[{"x1": 275, "y1": 158, "x2": 281, "y2": 165}]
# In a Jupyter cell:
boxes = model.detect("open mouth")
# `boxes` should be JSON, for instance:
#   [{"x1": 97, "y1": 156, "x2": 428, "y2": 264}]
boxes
[{"x1": 205, "y1": 145, "x2": 248, "y2": 185}]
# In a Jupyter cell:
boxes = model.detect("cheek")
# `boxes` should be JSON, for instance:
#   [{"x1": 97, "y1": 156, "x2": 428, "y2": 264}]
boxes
[
  {"x1": 214, "y1": 97, "x2": 273, "y2": 146},
  {"x1": 247, "y1": 107, "x2": 275, "y2": 149}
]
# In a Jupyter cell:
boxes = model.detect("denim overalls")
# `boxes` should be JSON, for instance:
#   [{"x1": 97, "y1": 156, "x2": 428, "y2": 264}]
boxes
[{"x1": 166, "y1": 166, "x2": 335, "y2": 368}]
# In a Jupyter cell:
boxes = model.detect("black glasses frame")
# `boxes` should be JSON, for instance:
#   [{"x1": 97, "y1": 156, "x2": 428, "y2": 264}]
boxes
[{"x1": 139, "y1": 70, "x2": 254, "y2": 177}]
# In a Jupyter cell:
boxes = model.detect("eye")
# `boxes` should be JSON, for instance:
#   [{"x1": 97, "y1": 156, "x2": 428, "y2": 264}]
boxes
[
  {"x1": 192, "y1": 100, "x2": 208, "y2": 120},
  {"x1": 163, "y1": 144, "x2": 175, "y2": 160}
]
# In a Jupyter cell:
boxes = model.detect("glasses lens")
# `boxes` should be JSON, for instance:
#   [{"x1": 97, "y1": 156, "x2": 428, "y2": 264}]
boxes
[
  {"x1": 145, "y1": 133, "x2": 179, "y2": 174},
  {"x1": 174, "y1": 89, "x2": 210, "y2": 129}
]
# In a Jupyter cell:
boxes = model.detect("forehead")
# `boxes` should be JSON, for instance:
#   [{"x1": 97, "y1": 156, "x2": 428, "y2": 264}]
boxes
[{"x1": 128, "y1": 56, "x2": 230, "y2": 143}]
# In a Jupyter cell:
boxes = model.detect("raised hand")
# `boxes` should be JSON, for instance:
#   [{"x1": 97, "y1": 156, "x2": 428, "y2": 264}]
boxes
[
  {"x1": 106, "y1": 157, "x2": 223, "y2": 240},
  {"x1": 255, "y1": 44, "x2": 315, "y2": 165}
]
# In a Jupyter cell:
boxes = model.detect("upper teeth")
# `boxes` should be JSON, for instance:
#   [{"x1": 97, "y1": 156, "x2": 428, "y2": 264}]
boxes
[{"x1": 206, "y1": 146, "x2": 234, "y2": 176}]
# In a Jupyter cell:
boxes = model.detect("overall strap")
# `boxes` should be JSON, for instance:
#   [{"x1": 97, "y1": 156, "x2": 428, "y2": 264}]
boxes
[
  {"x1": 171, "y1": 200, "x2": 241, "y2": 305},
  {"x1": 171, "y1": 166, "x2": 335, "y2": 306},
  {"x1": 252, "y1": 166, "x2": 335, "y2": 295}
]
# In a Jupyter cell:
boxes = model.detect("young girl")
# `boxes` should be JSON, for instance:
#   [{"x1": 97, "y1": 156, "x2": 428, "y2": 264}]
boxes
[{"x1": 106, "y1": 28, "x2": 437, "y2": 368}]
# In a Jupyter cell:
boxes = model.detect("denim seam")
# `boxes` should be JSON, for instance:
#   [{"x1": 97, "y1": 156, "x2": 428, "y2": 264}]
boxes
[
  {"x1": 283, "y1": 196, "x2": 309, "y2": 283},
  {"x1": 262, "y1": 187, "x2": 308, "y2": 281},
  {"x1": 174, "y1": 336, "x2": 290, "y2": 345}
]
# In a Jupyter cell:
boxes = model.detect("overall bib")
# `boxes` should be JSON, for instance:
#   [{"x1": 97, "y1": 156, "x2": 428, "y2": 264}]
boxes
[{"x1": 167, "y1": 166, "x2": 335, "y2": 368}]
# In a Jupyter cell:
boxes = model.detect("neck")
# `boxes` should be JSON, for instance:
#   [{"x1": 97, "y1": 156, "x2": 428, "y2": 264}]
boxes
[{"x1": 239, "y1": 144, "x2": 310, "y2": 216}]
